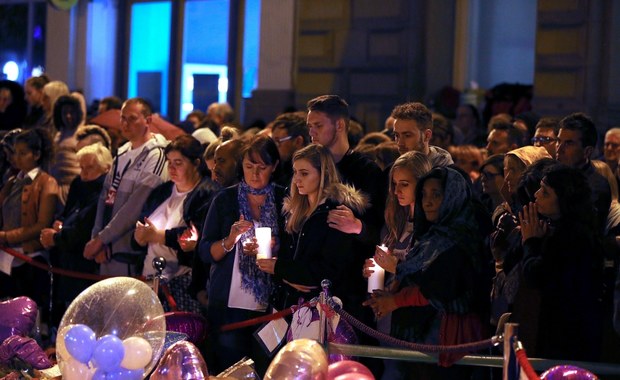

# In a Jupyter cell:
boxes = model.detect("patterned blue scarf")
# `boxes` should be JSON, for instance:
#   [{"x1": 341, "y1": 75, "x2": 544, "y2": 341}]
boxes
[{"x1": 237, "y1": 180, "x2": 277, "y2": 305}]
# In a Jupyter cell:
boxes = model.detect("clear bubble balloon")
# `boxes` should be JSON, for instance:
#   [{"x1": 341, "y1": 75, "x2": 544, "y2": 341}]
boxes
[{"x1": 57, "y1": 277, "x2": 166, "y2": 379}]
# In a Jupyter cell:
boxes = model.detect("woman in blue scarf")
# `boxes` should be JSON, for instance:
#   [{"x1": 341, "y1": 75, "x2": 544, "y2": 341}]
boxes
[{"x1": 198, "y1": 134, "x2": 286, "y2": 374}]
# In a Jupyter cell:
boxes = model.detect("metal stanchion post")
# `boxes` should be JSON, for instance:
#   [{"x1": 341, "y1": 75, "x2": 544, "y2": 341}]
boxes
[
  {"x1": 152, "y1": 256, "x2": 167, "y2": 295},
  {"x1": 318, "y1": 279, "x2": 331, "y2": 346},
  {"x1": 503, "y1": 323, "x2": 520, "y2": 380}
]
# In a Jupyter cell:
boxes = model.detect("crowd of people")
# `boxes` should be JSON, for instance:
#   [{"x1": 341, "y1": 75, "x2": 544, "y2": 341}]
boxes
[{"x1": 1, "y1": 75, "x2": 620, "y2": 379}]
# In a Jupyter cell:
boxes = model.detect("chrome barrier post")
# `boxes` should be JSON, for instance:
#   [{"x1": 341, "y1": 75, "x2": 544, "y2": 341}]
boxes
[
  {"x1": 152, "y1": 256, "x2": 167, "y2": 295},
  {"x1": 318, "y1": 279, "x2": 331, "y2": 346},
  {"x1": 503, "y1": 323, "x2": 520, "y2": 380}
]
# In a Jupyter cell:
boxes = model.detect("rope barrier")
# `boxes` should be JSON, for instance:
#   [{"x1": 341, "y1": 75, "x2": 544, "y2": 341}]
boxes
[
  {"x1": 0, "y1": 245, "x2": 146, "y2": 282},
  {"x1": 219, "y1": 302, "x2": 313, "y2": 332},
  {"x1": 327, "y1": 300, "x2": 500, "y2": 353},
  {"x1": 514, "y1": 343, "x2": 540, "y2": 380},
  {"x1": 160, "y1": 283, "x2": 178, "y2": 312}
]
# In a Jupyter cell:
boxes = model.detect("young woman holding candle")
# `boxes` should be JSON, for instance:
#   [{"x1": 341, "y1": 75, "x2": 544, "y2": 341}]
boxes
[
  {"x1": 256, "y1": 144, "x2": 368, "y2": 310},
  {"x1": 198, "y1": 134, "x2": 286, "y2": 374}
]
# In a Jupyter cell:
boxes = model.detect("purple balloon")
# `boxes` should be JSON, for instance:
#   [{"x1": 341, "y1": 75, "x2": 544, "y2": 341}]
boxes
[
  {"x1": 540, "y1": 365, "x2": 598, "y2": 380},
  {"x1": 164, "y1": 312, "x2": 208, "y2": 344},
  {"x1": 0, "y1": 335, "x2": 53, "y2": 369},
  {"x1": 0, "y1": 297, "x2": 37, "y2": 342},
  {"x1": 64, "y1": 324, "x2": 96, "y2": 364},
  {"x1": 92, "y1": 335, "x2": 125, "y2": 372}
]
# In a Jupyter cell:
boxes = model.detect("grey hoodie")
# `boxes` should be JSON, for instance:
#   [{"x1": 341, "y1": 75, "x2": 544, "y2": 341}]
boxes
[{"x1": 92, "y1": 133, "x2": 169, "y2": 259}]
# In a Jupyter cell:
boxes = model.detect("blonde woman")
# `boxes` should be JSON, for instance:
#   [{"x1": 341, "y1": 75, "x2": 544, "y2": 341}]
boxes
[{"x1": 257, "y1": 144, "x2": 368, "y2": 307}]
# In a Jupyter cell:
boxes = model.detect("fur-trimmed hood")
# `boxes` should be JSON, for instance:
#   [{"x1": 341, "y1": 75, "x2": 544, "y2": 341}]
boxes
[{"x1": 283, "y1": 182, "x2": 370, "y2": 215}]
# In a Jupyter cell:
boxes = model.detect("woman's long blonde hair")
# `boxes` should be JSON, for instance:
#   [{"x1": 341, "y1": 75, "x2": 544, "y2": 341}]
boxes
[
  {"x1": 286, "y1": 144, "x2": 340, "y2": 233},
  {"x1": 383, "y1": 151, "x2": 432, "y2": 248}
]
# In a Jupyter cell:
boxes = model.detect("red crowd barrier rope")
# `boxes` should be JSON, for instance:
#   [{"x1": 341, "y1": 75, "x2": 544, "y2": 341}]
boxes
[
  {"x1": 160, "y1": 283, "x2": 178, "y2": 312},
  {"x1": 0, "y1": 245, "x2": 146, "y2": 282},
  {"x1": 514, "y1": 344, "x2": 541, "y2": 380},
  {"x1": 219, "y1": 302, "x2": 313, "y2": 332}
]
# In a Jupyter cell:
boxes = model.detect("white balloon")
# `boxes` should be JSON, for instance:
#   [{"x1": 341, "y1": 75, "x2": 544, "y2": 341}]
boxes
[
  {"x1": 120, "y1": 336, "x2": 153, "y2": 370},
  {"x1": 59, "y1": 356, "x2": 95, "y2": 380}
]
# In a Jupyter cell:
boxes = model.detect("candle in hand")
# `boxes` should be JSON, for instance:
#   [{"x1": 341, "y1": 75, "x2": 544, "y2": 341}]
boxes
[
  {"x1": 255, "y1": 227, "x2": 272, "y2": 259},
  {"x1": 367, "y1": 258, "x2": 385, "y2": 292}
]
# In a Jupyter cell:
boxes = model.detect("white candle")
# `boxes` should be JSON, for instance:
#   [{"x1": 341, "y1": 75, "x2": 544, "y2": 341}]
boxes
[
  {"x1": 255, "y1": 227, "x2": 272, "y2": 259},
  {"x1": 367, "y1": 258, "x2": 385, "y2": 293}
]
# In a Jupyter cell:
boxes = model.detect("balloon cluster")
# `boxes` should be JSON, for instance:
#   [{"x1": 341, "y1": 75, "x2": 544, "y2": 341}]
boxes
[
  {"x1": 56, "y1": 277, "x2": 166, "y2": 380},
  {"x1": 59, "y1": 324, "x2": 151, "y2": 379}
]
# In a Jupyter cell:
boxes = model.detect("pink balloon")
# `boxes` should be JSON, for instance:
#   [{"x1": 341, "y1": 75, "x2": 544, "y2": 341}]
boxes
[
  {"x1": 150, "y1": 341, "x2": 208, "y2": 380},
  {"x1": 327, "y1": 360, "x2": 375, "y2": 380},
  {"x1": 0, "y1": 297, "x2": 37, "y2": 342},
  {"x1": 332, "y1": 374, "x2": 375, "y2": 380},
  {"x1": 540, "y1": 365, "x2": 598, "y2": 380}
]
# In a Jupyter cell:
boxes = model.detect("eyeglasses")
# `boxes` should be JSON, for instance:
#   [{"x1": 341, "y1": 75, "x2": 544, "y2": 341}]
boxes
[
  {"x1": 480, "y1": 171, "x2": 502, "y2": 180},
  {"x1": 274, "y1": 135, "x2": 294, "y2": 145},
  {"x1": 531, "y1": 136, "x2": 557, "y2": 145}
]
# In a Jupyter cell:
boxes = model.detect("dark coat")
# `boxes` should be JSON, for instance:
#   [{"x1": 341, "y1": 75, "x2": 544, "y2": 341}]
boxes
[
  {"x1": 522, "y1": 221, "x2": 603, "y2": 361},
  {"x1": 50, "y1": 175, "x2": 104, "y2": 302},
  {"x1": 133, "y1": 177, "x2": 220, "y2": 263},
  {"x1": 273, "y1": 183, "x2": 369, "y2": 308}
]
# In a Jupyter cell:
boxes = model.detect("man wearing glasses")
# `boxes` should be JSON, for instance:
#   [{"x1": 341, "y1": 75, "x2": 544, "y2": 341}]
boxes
[
  {"x1": 270, "y1": 112, "x2": 310, "y2": 188},
  {"x1": 531, "y1": 117, "x2": 560, "y2": 158},
  {"x1": 604, "y1": 128, "x2": 620, "y2": 174}
]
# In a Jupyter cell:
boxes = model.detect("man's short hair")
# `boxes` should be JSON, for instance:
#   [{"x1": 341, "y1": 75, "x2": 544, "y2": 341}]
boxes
[
  {"x1": 605, "y1": 127, "x2": 620, "y2": 139},
  {"x1": 560, "y1": 112, "x2": 597, "y2": 148},
  {"x1": 101, "y1": 96, "x2": 123, "y2": 110},
  {"x1": 492, "y1": 122, "x2": 523, "y2": 147},
  {"x1": 272, "y1": 112, "x2": 310, "y2": 145},
  {"x1": 124, "y1": 97, "x2": 153, "y2": 117},
  {"x1": 535, "y1": 117, "x2": 560, "y2": 134},
  {"x1": 307, "y1": 95, "x2": 350, "y2": 127},
  {"x1": 390, "y1": 102, "x2": 432, "y2": 130}
]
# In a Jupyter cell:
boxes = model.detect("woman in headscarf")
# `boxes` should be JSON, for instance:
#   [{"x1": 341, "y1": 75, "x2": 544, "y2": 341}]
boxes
[{"x1": 365, "y1": 167, "x2": 489, "y2": 378}]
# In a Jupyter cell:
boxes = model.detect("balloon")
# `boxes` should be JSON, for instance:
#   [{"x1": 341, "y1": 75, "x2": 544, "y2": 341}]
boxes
[
  {"x1": 120, "y1": 336, "x2": 153, "y2": 370},
  {"x1": 0, "y1": 335, "x2": 53, "y2": 369},
  {"x1": 92, "y1": 334, "x2": 125, "y2": 372},
  {"x1": 164, "y1": 311, "x2": 208, "y2": 344},
  {"x1": 150, "y1": 341, "x2": 209, "y2": 380},
  {"x1": 59, "y1": 356, "x2": 96, "y2": 380},
  {"x1": 327, "y1": 360, "x2": 374, "y2": 380},
  {"x1": 332, "y1": 374, "x2": 374, "y2": 380},
  {"x1": 57, "y1": 277, "x2": 165, "y2": 379},
  {"x1": 92, "y1": 369, "x2": 107, "y2": 380},
  {"x1": 162, "y1": 331, "x2": 188, "y2": 351},
  {"x1": 264, "y1": 338, "x2": 328, "y2": 380},
  {"x1": 540, "y1": 365, "x2": 598, "y2": 380},
  {"x1": 0, "y1": 296, "x2": 37, "y2": 342},
  {"x1": 98, "y1": 367, "x2": 144, "y2": 380},
  {"x1": 64, "y1": 324, "x2": 96, "y2": 364}
]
